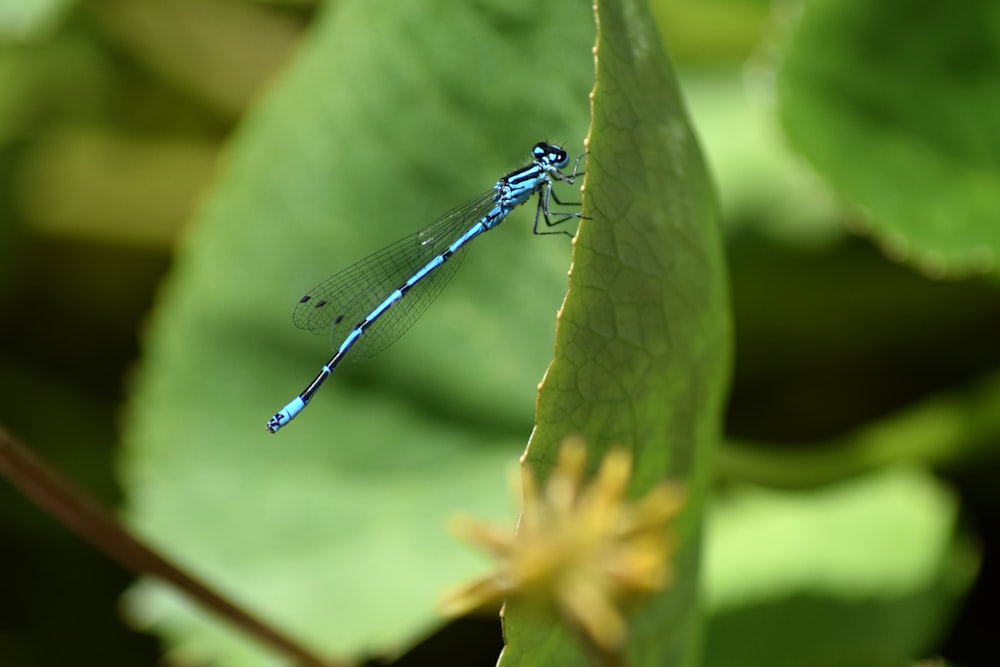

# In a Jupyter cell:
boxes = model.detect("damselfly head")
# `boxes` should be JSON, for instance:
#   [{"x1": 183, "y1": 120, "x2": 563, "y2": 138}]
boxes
[{"x1": 533, "y1": 142, "x2": 570, "y2": 170}]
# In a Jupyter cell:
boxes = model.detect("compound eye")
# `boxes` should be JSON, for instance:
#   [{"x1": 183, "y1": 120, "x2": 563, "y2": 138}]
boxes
[
  {"x1": 549, "y1": 147, "x2": 569, "y2": 168},
  {"x1": 532, "y1": 142, "x2": 548, "y2": 159}
]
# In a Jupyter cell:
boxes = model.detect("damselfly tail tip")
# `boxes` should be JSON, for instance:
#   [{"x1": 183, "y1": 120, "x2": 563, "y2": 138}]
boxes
[{"x1": 265, "y1": 396, "x2": 305, "y2": 434}]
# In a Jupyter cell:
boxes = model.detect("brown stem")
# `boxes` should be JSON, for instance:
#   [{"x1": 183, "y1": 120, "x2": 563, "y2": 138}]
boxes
[{"x1": 0, "y1": 426, "x2": 342, "y2": 667}]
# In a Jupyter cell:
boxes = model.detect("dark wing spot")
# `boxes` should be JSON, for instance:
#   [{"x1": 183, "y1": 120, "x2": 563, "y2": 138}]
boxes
[
  {"x1": 314, "y1": 300, "x2": 327, "y2": 309},
  {"x1": 334, "y1": 314, "x2": 344, "y2": 324},
  {"x1": 299, "y1": 295, "x2": 311, "y2": 303}
]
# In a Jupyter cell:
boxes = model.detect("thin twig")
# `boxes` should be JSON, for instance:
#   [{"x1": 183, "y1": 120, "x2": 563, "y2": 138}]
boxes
[{"x1": 0, "y1": 425, "x2": 341, "y2": 667}]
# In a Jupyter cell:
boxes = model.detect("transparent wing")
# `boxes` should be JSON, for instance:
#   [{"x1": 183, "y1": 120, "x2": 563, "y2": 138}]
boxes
[{"x1": 292, "y1": 189, "x2": 501, "y2": 359}]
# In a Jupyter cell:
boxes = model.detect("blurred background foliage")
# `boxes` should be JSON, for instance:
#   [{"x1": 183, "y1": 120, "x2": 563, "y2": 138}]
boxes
[{"x1": 0, "y1": 0, "x2": 997, "y2": 665}]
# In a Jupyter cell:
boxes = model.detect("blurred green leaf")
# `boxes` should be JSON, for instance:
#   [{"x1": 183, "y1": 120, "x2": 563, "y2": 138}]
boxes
[
  {"x1": 0, "y1": 32, "x2": 108, "y2": 150},
  {"x1": 721, "y1": 371, "x2": 1000, "y2": 488},
  {"x1": 91, "y1": 0, "x2": 302, "y2": 117},
  {"x1": 703, "y1": 467, "x2": 978, "y2": 667},
  {"x1": 17, "y1": 127, "x2": 216, "y2": 246},
  {"x1": 651, "y1": 0, "x2": 770, "y2": 62},
  {"x1": 680, "y1": 69, "x2": 845, "y2": 246},
  {"x1": 0, "y1": 0, "x2": 73, "y2": 40},
  {"x1": 499, "y1": 0, "x2": 731, "y2": 664},
  {"x1": 120, "y1": 0, "x2": 594, "y2": 663},
  {"x1": 778, "y1": 0, "x2": 1000, "y2": 278}
]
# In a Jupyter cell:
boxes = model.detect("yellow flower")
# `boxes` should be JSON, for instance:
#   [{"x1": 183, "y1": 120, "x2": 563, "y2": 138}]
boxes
[{"x1": 441, "y1": 438, "x2": 685, "y2": 652}]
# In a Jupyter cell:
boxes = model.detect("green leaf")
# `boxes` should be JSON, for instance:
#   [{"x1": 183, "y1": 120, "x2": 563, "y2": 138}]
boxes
[
  {"x1": 778, "y1": 0, "x2": 1000, "y2": 278},
  {"x1": 679, "y1": 68, "x2": 846, "y2": 247},
  {"x1": 120, "y1": 0, "x2": 595, "y2": 663},
  {"x1": 703, "y1": 467, "x2": 978, "y2": 667},
  {"x1": 0, "y1": 0, "x2": 74, "y2": 40},
  {"x1": 499, "y1": 0, "x2": 731, "y2": 664},
  {"x1": 720, "y1": 372, "x2": 1000, "y2": 488}
]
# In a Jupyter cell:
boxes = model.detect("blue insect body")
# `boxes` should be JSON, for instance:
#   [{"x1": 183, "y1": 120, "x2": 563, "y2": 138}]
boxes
[{"x1": 266, "y1": 142, "x2": 582, "y2": 433}]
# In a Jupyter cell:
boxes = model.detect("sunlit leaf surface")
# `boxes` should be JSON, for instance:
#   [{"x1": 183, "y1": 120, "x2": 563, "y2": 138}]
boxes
[
  {"x1": 120, "y1": 0, "x2": 595, "y2": 662},
  {"x1": 499, "y1": 0, "x2": 731, "y2": 664},
  {"x1": 779, "y1": 0, "x2": 1000, "y2": 278}
]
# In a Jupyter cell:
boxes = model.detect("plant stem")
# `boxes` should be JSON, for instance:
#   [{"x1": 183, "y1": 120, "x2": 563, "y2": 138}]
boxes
[{"x1": 0, "y1": 426, "x2": 340, "y2": 667}]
